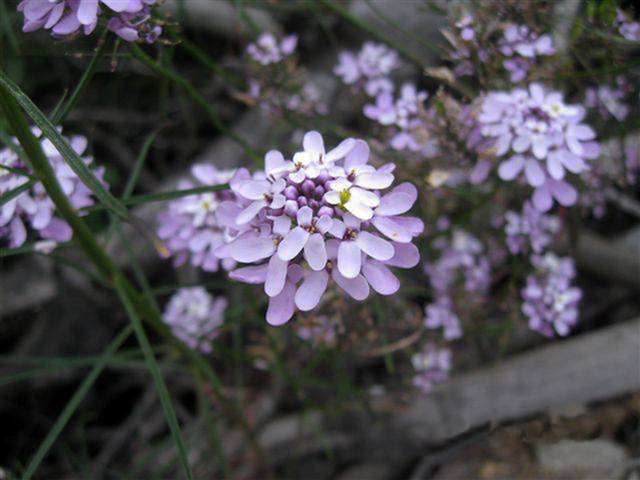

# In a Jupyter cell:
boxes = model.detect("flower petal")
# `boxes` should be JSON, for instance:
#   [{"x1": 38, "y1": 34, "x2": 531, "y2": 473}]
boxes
[
  {"x1": 355, "y1": 172, "x2": 394, "y2": 189},
  {"x1": 304, "y1": 233, "x2": 327, "y2": 271},
  {"x1": 234, "y1": 180, "x2": 270, "y2": 200},
  {"x1": 297, "y1": 206, "x2": 312, "y2": 226},
  {"x1": 344, "y1": 139, "x2": 370, "y2": 170},
  {"x1": 265, "y1": 254, "x2": 288, "y2": 297},
  {"x1": 338, "y1": 241, "x2": 361, "y2": 278},
  {"x1": 525, "y1": 158, "x2": 546, "y2": 186},
  {"x1": 344, "y1": 200, "x2": 373, "y2": 220},
  {"x1": 324, "y1": 138, "x2": 355, "y2": 163},
  {"x1": 376, "y1": 192, "x2": 413, "y2": 216},
  {"x1": 355, "y1": 231, "x2": 394, "y2": 261},
  {"x1": 332, "y1": 270, "x2": 370, "y2": 301},
  {"x1": 303, "y1": 131, "x2": 325, "y2": 155},
  {"x1": 371, "y1": 216, "x2": 412, "y2": 243},
  {"x1": 362, "y1": 260, "x2": 400, "y2": 295},
  {"x1": 385, "y1": 242, "x2": 420, "y2": 268},
  {"x1": 278, "y1": 226, "x2": 310, "y2": 260},
  {"x1": 266, "y1": 281, "x2": 297, "y2": 326},
  {"x1": 230, "y1": 236, "x2": 276, "y2": 263},
  {"x1": 229, "y1": 265, "x2": 268, "y2": 284},
  {"x1": 295, "y1": 270, "x2": 329, "y2": 311},
  {"x1": 498, "y1": 155, "x2": 525, "y2": 180},
  {"x1": 236, "y1": 199, "x2": 266, "y2": 225}
]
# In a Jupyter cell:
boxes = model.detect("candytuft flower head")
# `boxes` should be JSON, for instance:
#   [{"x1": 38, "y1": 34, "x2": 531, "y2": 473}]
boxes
[
  {"x1": 162, "y1": 287, "x2": 227, "y2": 353},
  {"x1": 1, "y1": 128, "x2": 105, "y2": 251},
  {"x1": 504, "y1": 200, "x2": 560, "y2": 255},
  {"x1": 247, "y1": 32, "x2": 298, "y2": 65},
  {"x1": 475, "y1": 83, "x2": 600, "y2": 211},
  {"x1": 498, "y1": 24, "x2": 555, "y2": 83},
  {"x1": 219, "y1": 131, "x2": 423, "y2": 326},
  {"x1": 156, "y1": 164, "x2": 241, "y2": 272},
  {"x1": 18, "y1": 0, "x2": 162, "y2": 42},
  {"x1": 521, "y1": 253, "x2": 581, "y2": 337}
]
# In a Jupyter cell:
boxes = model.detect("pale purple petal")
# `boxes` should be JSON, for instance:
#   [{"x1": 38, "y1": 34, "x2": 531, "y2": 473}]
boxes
[
  {"x1": 295, "y1": 270, "x2": 329, "y2": 311},
  {"x1": 325, "y1": 138, "x2": 356, "y2": 163},
  {"x1": 303, "y1": 131, "x2": 325, "y2": 155},
  {"x1": 338, "y1": 241, "x2": 361, "y2": 278},
  {"x1": 332, "y1": 270, "x2": 370, "y2": 301},
  {"x1": 525, "y1": 158, "x2": 546, "y2": 185},
  {"x1": 230, "y1": 237, "x2": 276, "y2": 262},
  {"x1": 265, "y1": 254, "x2": 288, "y2": 297},
  {"x1": 266, "y1": 281, "x2": 297, "y2": 326},
  {"x1": 385, "y1": 242, "x2": 420, "y2": 268},
  {"x1": 355, "y1": 231, "x2": 394, "y2": 261},
  {"x1": 344, "y1": 139, "x2": 370, "y2": 170},
  {"x1": 498, "y1": 155, "x2": 525, "y2": 180},
  {"x1": 355, "y1": 172, "x2": 394, "y2": 189},
  {"x1": 371, "y1": 216, "x2": 411, "y2": 243},
  {"x1": 304, "y1": 233, "x2": 327, "y2": 271},
  {"x1": 278, "y1": 226, "x2": 310, "y2": 260},
  {"x1": 229, "y1": 265, "x2": 268, "y2": 284},
  {"x1": 362, "y1": 260, "x2": 400, "y2": 295}
]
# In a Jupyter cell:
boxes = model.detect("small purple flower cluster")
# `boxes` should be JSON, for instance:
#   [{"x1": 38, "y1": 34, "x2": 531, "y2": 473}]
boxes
[
  {"x1": 214, "y1": 131, "x2": 422, "y2": 325},
  {"x1": 247, "y1": 33, "x2": 298, "y2": 66},
  {"x1": 245, "y1": 33, "x2": 326, "y2": 117},
  {"x1": 411, "y1": 342, "x2": 452, "y2": 393},
  {"x1": 334, "y1": 42, "x2": 399, "y2": 97},
  {"x1": 499, "y1": 24, "x2": 555, "y2": 83},
  {"x1": 521, "y1": 253, "x2": 581, "y2": 337},
  {"x1": 616, "y1": 9, "x2": 640, "y2": 41},
  {"x1": 364, "y1": 83, "x2": 437, "y2": 156},
  {"x1": 475, "y1": 83, "x2": 600, "y2": 211},
  {"x1": 447, "y1": 13, "x2": 485, "y2": 77},
  {"x1": 162, "y1": 287, "x2": 227, "y2": 353},
  {"x1": 504, "y1": 200, "x2": 560, "y2": 255},
  {"x1": 156, "y1": 164, "x2": 239, "y2": 273},
  {"x1": 18, "y1": 0, "x2": 162, "y2": 42},
  {"x1": 585, "y1": 76, "x2": 632, "y2": 122},
  {"x1": 1, "y1": 129, "x2": 104, "y2": 251},
  {"x1": 423, "y1": 229, "x2": 491, "y2": 340}
]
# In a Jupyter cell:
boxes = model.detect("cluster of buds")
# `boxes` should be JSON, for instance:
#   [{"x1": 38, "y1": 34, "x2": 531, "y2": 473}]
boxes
[
  {"x1": 1, "y1": 129, "x2": 104, "y2": 252},
  {"x1": 213, "y1": 131, "x2": 422, "y2": 325},
  {"x1": 18, "y1": 0, "x2": 163, "y2": 43}
]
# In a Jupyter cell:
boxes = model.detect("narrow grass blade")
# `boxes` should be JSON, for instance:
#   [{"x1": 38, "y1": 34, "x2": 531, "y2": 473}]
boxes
[
  {"x1": 0, "y1": 70, "x2": 129, "y2": 220},
  {"x1": 20, "y1": 325, "x2": 133, "y2": 480},
  {"x1": 114, "y1": 275, "x2": 194, "y2": 480},
  {"x1": 52, "y1": 31, "x2": 109, "y2": 124},
  {"x1": 0, "y1": 178, "x2": 35, "y2": 207}
]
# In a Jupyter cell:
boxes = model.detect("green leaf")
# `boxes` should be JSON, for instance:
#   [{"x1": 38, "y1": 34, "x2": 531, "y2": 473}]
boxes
[
  {"x1": 114, "y1": 275, "x2": 194, "y2": 480},
  {"x1": 0, "y1": 69, "x2": 129, "y2": 220},
  {"x1": 20, "y1": 325, "x2": 133, "y2": 480}
]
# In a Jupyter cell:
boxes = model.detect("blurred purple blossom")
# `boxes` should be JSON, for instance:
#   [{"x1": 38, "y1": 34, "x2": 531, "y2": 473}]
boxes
[
  {"x1": 0, "y1": 129, "x2": 104, "y2": 251},
  {"x1": 156, "y1": 164, "x2": 239, "y2": 273},
  {"x1": 616, "y1": 9, "x2": 640, "y2": 41},
  {"x1": 218, "y1": 131, "x2": 423, "y2": 326},
  {"x1": 423, "y1": 230, "x2": 491, "y2": 340},
  {"x1": 475, "y1": 83, "x2": 600, "y2": 211},
  {"x1": 522, "y1": 253, "x2": 581, "y2": 337},
  {"x1": 498, "y1": 24, "x2": 555, "y2": 83},
  {"x1": 162, "y1": 287, "x2": 227, "y2": 354},
  {"x1": 334, "y1": 42, "x2": 399, "y2": 96},
  {"x1": 411, "y1": 342, "x2": 452, "y2": 393},
  {"x1": 247, "y1": 32, "x2": 298, "y2": 65},
  {"x1": 504, "y1": 201, "x2": 560, "y2": 255},
  {"x1": 585, "y1": 76, "x2": 632, "y2": 122}
]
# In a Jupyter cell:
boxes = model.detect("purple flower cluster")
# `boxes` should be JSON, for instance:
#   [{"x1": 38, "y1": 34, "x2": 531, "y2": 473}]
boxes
[
  {"x1": 423, "y1": 229, "x2": 491, "y2": 340},
  {"x1": 1, "y1": 129, "x2": 104, "y2": 251},
  {"x1": 156, "y1": 164, "x2": 239, "y2": 273},
  {"x1": 616, "y1": 9, "x2": 640, "y2": 41},
  {"x1": 334, "y1": 42, "x2": 399, "y2": 96},
  {"x1": 521, "y1": 253, "x2": 581, "y2": 337},
  {"x1": 475, "y1": 83, "x2": 600, "y2": 211},
  {"x1": 504, "y1": 200, "x2": 560, "y2": 255},
  {"x1": 499, "y1": 24, "x2": 555, "y2": 82},
  {"x1": 18, "y1": 0, "x2": 162, "y2": 42},
  {"x1": 162, "y1": 287, "x2": 227, "y2": 353},
  {"x1": 364, "y1": 83, "x2": 437, "y2": 155},
  {"x1": 247, "y1": 33, "x2": 298, "y2": 66},
  {"x1": 585, "y1": 76, "x2": 632, "y2": 122},
  {"x1": 295, "y1": 315, "x2": 337, "y2": 347},
  {"x1": 215, "y1": 131, "x2": 422, "y2": 325},
  {"x1": 411, "y1": 342, "x2": 452, "y2": 393}
]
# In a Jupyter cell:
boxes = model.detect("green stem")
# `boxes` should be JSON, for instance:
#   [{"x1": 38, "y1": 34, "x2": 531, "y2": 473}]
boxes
[{"x1": 128, "y1": 43, "x2": 262, "y2": 166}]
